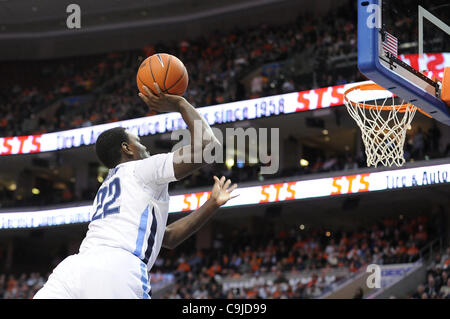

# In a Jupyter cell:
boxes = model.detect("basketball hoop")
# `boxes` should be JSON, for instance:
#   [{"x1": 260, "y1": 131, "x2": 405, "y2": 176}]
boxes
[{"x1": 343, "y1": 83, "x2": 431, "y2": 168}]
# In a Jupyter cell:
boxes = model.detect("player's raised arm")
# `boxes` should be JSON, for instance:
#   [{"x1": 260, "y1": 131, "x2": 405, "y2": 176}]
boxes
[
  {"x1": 162, "y1": 176, "x2": 238, "y2": 250},
  {"x1": 139, "y1": 83, "x2": 220, "y2": 180}
]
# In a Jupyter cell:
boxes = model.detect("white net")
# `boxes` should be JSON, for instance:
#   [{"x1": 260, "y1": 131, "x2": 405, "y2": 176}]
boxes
[{"x1": 344, "y1": 84, "x2": 418, "y2": 168}]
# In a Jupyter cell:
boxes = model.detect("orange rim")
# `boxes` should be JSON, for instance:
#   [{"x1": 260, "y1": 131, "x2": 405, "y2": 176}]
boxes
[{"x1": 343, "y1": 83, "x2": 432, "y2": 118}]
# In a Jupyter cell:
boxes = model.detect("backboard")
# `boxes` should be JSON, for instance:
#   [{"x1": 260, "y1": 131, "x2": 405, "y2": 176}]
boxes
[{"x1": 357, "y1": 0, "x2": 450, "y2": 125}]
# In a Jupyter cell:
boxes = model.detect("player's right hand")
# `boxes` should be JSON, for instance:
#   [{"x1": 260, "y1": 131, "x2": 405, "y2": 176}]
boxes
[
  {"x1": 209, "y1": 176, "x2": 239, "y2": 207},
  {"x1": 138, "y1": 82, "x2": 185, "y2": 113}
]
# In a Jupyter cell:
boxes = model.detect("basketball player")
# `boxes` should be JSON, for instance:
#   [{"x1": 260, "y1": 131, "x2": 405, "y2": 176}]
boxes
[{"x1": 34, "y1": 84, "x2": 238, "y2": 298}]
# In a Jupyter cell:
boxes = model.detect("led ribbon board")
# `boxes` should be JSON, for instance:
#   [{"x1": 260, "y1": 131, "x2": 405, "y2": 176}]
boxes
[{"x1": 1, "y1": 163, "x2": 448, "y2": 229}]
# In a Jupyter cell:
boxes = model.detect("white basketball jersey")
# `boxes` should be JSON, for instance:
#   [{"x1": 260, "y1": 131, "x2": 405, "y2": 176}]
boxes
[{"x1": 79, "y1": 152, "x2": 177, "y2": 271}]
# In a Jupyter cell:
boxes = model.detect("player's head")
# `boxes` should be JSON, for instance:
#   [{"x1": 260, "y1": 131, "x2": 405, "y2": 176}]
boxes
[{"x1": 95, "y1": 127, "x2": 150, "y2": 168}]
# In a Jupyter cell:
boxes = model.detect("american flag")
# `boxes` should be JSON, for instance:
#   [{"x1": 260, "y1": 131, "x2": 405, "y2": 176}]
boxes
[{"x1": 382, "y1": 31, "x2": 398, "y2": 57}]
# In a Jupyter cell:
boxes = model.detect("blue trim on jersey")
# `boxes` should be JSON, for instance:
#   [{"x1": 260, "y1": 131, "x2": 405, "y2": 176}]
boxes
[
  {"x1": 139, "y1": 262, "x2": 150, "y2": 299},
  {"x1": 133, "y1": 206, "x2": 156, "y2": 299},
  {"x1": 143, "y1": 207, "x2": 157, "y2": 265},
  {"x1": 133, "y1": 205, "x2": 149, "y2": 258}
]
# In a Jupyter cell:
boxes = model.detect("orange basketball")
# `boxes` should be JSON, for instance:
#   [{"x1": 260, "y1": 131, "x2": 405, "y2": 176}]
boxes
[{"x1": 136, "y1": 53, "x2": 189, "y2": 96}]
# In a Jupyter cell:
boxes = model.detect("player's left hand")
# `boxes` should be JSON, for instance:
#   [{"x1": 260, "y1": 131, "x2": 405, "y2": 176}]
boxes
[{"x1": 210, "y1": 176, "x2": 238, "y2": 207}]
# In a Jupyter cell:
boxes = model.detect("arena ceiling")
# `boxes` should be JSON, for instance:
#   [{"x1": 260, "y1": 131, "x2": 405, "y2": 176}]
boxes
[
  {"x1": 0, "y1": 0, "x2": 246, "y2": 32},
  {"x1": 0, "y1": 0, "x2": 348, "y2": 33},
  {"x1": 0, "y1": 0, "x2": 348, "y2": 60}
]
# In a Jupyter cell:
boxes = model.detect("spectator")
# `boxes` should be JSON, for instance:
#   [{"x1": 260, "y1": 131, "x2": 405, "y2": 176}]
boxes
[
  {"x1": 281, "y1": 79, "x2": 295, "y2": 93},
  {"x1": 322, "y1": 156, "x2": 338, "y2": 172},
  {"x1": 439, "y1": 278, "x2": 450, "y2": 298},
  {"x1": 406, "y1": 242, "x2": 419, "y2": 261},
  {"x1": 412, "y1": 128, "x2": 425, "y2": 160},
  {"x1": 424, "y1": 273, "x2": 439, "y2": 298},
  {"x1": 250, "y1": 74, "x2": 265, "y2": 96},
  {"x1": 273, "y1": 270, "x2": 289, "y2": 285},
  {"x1": 412, "y1": 284, "x2": 426, "y2": 299},
  {"x1": 176, "y1": 258, "x2": 191, "y2": 273},
  {"x1": 352, "y1": 287, "x2": 364, "y2": 299},
  {"x1": 427, "y1": 123, "x2": 441, "y2": 154},
  {"x1": 343, "y1": 157, "x2": 358, "y2": 170},
  {"x1": 441, "y1": 248, "x2": 450, "y2": 269}
]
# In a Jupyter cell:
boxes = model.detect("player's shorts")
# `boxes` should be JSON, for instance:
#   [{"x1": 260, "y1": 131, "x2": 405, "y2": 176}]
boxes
[{"x1": 33, "y1": 246, "x2": 151, "y2": 299}]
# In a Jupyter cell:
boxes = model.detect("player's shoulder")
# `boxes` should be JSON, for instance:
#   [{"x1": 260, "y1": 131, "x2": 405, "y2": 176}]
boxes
[
  {"x1": 134, "y1": 152, "x2": 175, "y2": 170},
  {"x1": 110, "y1": 153, "x2": 173, "y2": 176},
  {"x1": 144, "y1": 152, "x2": 174, "y2": 163},
  {"x1": 104, "y1": 161, "x2": 135, "y2": 181}
]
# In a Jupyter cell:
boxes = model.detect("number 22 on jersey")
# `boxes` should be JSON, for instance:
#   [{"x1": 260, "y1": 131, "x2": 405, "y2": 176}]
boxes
[{"x1": 92, "y1": 177, "x2": 122, "y2": 221}]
